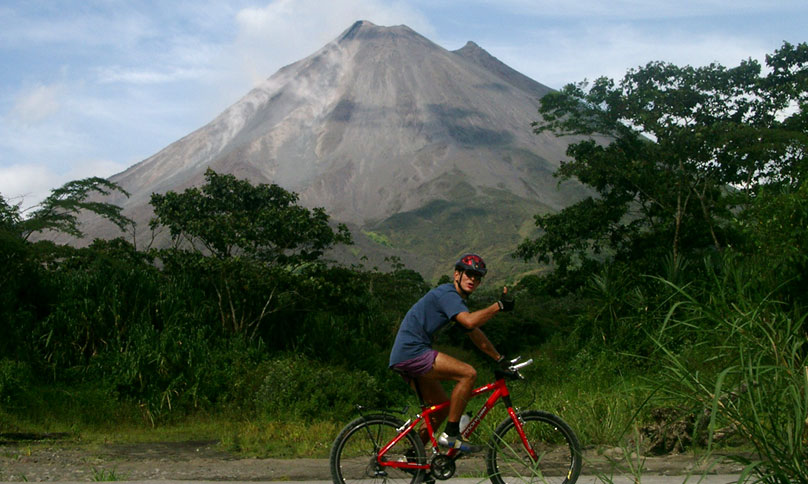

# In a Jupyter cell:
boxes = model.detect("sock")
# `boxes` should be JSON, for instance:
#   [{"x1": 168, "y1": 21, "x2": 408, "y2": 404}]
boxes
[{"x1": 445, "y1": 421, "x2": 460, "y2": 437}]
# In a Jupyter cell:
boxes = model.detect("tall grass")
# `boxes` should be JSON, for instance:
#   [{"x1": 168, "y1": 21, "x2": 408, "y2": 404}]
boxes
[{"x1": 650, "y1": 254, "x2": 807, "y2": 483}]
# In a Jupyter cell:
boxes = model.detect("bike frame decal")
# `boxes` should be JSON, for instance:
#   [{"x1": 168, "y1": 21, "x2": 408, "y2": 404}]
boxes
[{"x1": 460, "y1": 380, "x2": 504, "y2": 440}]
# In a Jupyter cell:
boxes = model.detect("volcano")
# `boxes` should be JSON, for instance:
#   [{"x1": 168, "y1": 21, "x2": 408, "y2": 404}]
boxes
[{"x1": 73, "y1": 21, "x2": 590, "y2": 280}]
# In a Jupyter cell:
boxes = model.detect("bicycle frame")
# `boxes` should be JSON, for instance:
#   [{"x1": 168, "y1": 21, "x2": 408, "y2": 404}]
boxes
[{"x1": 377, "y1": 374, "x2": 538, "y2": 471}]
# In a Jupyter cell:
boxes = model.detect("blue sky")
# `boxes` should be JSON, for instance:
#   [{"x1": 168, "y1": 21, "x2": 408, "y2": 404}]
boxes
[{"x1": 1, "y1": 0, "x2": 806, "y2": 210}]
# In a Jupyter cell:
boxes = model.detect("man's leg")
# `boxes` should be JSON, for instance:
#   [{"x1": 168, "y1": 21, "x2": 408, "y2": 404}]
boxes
[
  {"x1": 410, "y1": 351, "x2": 479, "y2": 452},
  {"x1": 410, "y1": 377, "x2": 449, "y2": 444},
  {"x1": 425, "y1": 352, "x2": 477, "y2": 423},
  {"x1": 419, "y1": 352, "x2": 481, "y2": 453}
]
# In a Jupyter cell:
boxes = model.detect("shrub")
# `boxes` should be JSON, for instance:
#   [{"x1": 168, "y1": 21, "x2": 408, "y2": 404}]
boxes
[
  {"x1": 253, "y1": 355, "x2": 383, "y2": 420},
  {"x1": 0, "y1": 359, "x2": 32, "y2": 409},
  {"x1": 651, "y1": 253, "x2": 808, "y2": 482}
]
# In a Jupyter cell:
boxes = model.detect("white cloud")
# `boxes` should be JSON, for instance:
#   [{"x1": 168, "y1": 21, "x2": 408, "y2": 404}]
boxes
[
  {"x1": 96, "y1": 66, "x2": 214, "y2": 85},
  {"x1": 9, "y1": 83, "x2": 64, "y2": 125},
  {"x1": 458, "y1": 0, "x2": 808, "y2": 19},
  {"x1": 0, "y1": 164, "x2": 55, "y2": 210},
  {"x1": 484, "y1": 22, "x2": 772, "y2": 89},
  {"x1": 231, "y1": 0, "x2": 433, "y2": 86}
]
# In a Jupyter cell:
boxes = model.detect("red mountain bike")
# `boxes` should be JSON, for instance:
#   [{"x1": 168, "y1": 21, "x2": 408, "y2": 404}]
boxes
[{"x1": 330, "y1": 357, "x2": 582, "y2": 484}]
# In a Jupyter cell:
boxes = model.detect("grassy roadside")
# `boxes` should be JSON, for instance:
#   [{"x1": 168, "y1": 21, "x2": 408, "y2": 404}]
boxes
[{"x1": 0, "y1": 355, "x2": 689, "y2": 459}]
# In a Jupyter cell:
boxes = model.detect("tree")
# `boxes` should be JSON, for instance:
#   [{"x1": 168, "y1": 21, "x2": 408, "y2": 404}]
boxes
[
  {"x1": 10, "y1": 177, "x2": 132, "y2": 241},
  {"x1": 149, "y1": 169, "x2": 352, "y2": 266},
  {"x1": 149, "y1": 170, "x2": 354, "y2": 340},
  {"x1": 1, "y1": 179, "x2": 132, "y2": 363},
  {"x1": 517, "y1": 42, "x2": 808, "y2": 275}
]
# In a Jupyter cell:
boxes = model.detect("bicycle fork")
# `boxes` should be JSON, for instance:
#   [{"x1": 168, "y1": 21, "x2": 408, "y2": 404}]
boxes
[{"x1": 505, "y1": 406, "x2": 539, "y2": 461}]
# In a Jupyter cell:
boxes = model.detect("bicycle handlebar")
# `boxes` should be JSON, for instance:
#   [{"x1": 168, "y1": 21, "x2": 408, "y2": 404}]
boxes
[{"x1": 511, "y1": 358, "x2": 533, "y2": 371}]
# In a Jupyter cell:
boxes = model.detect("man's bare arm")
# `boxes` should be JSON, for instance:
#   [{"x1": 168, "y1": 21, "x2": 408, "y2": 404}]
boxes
[{"x1": 467, "y1": 328, "x2": 501, "y2": 361}]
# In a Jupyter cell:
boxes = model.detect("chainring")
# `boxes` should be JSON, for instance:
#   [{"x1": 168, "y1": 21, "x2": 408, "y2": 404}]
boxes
[{"x1": 429, "y1": 454, "x2": 456, "y2": 480}]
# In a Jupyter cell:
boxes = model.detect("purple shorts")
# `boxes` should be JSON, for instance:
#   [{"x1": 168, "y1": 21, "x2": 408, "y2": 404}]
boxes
[{"x1": 391, "y1": 350, "x2": 438, "y2": 383}]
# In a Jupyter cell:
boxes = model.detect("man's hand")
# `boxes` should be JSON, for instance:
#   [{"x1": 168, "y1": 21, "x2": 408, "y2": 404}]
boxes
[
  {"x1": 495, "y1": 355, "x2": 519, "y2": 379},
  {"x1": 497, "y1": 287, "x2": 514, "y2": 312}
]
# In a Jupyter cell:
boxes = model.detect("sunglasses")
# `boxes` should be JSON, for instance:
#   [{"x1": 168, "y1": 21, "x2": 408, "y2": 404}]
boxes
[{"x1": 464, "y1": 271, "x2": 484, "y2": 280}]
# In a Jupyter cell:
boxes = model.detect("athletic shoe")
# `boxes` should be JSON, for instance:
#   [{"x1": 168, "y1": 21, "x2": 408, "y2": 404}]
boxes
[{"x1": 437, "y1": 432, "x2": 483, "y2": 453}]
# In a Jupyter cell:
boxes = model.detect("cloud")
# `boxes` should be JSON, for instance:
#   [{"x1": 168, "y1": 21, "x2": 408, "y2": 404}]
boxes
[
  {"x1": 479, "y1": 19, "x2": 773, "y2": 89},
  {"x1": 0, "y1": 164, "x2": 56, "y2": 209},
  {"x1": 231, "y1": 0, "x2": 433, "y2": 86},
  {"x1": 458, "y1": 0, "x2": 808, "y2": 19},
  {"x1": 96, "y1": 66, "x2": 214, "y2": 85},
  {"x1": 9, "y1": 83, "x2": 64, "y2": 125}
]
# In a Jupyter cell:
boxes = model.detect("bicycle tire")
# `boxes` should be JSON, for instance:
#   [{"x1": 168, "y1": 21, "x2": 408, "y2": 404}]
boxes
[
  {"x1": 486, "y1": 410, "x2": 582, "y2": 484},
  {"x1": 330, "y1": 413, "x2": 427, "y2": 484}
]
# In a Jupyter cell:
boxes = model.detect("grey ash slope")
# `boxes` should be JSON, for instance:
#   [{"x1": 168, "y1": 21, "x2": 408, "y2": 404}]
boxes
[{"x1": 75, "y1": 20, "x2": 589, "y2": 279}]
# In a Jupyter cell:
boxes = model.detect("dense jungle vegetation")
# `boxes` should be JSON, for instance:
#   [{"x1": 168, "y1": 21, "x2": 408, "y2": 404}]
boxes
[{"x1": 1, "y1": 42, "x2": 806, "y2": 482}]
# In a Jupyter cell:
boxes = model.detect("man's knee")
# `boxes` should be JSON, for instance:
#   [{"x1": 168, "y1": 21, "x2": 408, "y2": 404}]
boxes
[{"x1": 461, "y1": 365, "x2": 477, "y2": 383}]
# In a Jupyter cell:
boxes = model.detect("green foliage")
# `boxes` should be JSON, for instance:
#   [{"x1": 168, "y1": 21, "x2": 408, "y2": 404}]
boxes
[
  {"x1": 362, "y1": 230, "x2": 392, "y2": 247},
  {"x1": 0, "y1": 202, "x2": 425, "y2": 426},
  {"x1": 15, "y1": 382, "x2": 135, "y2": 429},
  {"x1": 371, "y1": 184, "x2": 544, "y2": 283},
  {"x1": 0, "y1": 195, "x2": 22, "y2": 229},
  {"x1": 155, "y1": 249, "x2": 296, "y2": 341},
  {"x1": 150, "y1": 169, "x2": 351, "y2": 265},
  {"x1": 462, "y1": 282, "x2": 584, "y2": 357},
  {"x1": 91, "y1": 467, "x2": 130, "y2": 481},
  {"x1": 0, "y1": 359, "x2": 32, "y2": 408},
  {"x1": 650, "y1": 253, "x2": 807, "y2": 482},
  {"x1": 15, "y1": 177, "x2": 131, "y2": 240},
  {"x1": 735, "y1": 181, "x2": 808, "y2": 305},
  {"x1": 89, "y1": 321, "x2": 224, "y2": 422},
  {"x1": 1, "y1": 181, "x2": 133, "y2": 365},
  {"x1": 0, "y1": 234, "x2": 43, "y2": 361},
  {"x1": 252, "y1": 355, "x2": 384, "y2": 421},
  {"x1": 519, "y1": 41, "x2": 808, "y2": 279},
  {"x1": 30, "y1": 239, "x2": 160, "y2": 374}
]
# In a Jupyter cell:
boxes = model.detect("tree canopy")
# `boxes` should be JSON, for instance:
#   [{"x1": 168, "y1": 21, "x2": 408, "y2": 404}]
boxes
[
  {"x1": 517, "y1": 41, "x2": 808, "y2": 275},
  {"x1": 1, "y1": 177, "x2": 132, "y2": 241},
  {"x1": 149, "y1": 169, "x2": 352, "y2": 266}
]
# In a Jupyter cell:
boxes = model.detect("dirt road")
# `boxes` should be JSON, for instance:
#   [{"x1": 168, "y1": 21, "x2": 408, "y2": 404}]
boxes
[{"x1": 0, "y1": 440, "x2": 747, "y2": 482}]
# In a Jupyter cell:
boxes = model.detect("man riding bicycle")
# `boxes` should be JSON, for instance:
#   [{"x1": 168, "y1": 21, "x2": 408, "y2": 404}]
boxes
[{"x1": 389, "y1": 253, "x2": 514, "y2": 454}]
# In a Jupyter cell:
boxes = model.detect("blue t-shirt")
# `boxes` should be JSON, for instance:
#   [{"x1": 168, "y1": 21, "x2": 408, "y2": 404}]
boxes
[{"x1": 389, "y1": 283, "x2": 469, "y2": 366}]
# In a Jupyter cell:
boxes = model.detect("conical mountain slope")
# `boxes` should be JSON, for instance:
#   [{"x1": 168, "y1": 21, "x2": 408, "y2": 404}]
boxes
[{"x1": 79, "y1": 21, "x2": 589, "y2": 279}]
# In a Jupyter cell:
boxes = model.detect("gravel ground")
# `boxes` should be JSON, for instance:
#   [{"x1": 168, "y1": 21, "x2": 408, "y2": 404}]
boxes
[{"x1": 0, "y1": 439, "x2": 748, "y2": 482}]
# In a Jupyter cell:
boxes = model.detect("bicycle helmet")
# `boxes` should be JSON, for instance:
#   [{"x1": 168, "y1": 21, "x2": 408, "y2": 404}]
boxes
[{"x1": 454, "y1": 253, "x2": 487, "y2": 276}]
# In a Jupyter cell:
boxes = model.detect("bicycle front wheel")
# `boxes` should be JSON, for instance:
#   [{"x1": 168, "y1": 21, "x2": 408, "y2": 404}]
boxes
[
  {"x1": 486, "y1": 410, "x2": 582, "y2": 484},
  {"x1": 330, "y1": 413, "x2": 427, "y2": 484}
]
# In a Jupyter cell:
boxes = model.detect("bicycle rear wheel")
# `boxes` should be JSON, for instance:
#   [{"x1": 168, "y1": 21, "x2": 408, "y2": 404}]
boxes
[
  {"x1": 330, "y1": 413, "x2": 427, "y2": 484},
  {"x1": 486, "y1": 410, "x2": 582, "y2": 484}
]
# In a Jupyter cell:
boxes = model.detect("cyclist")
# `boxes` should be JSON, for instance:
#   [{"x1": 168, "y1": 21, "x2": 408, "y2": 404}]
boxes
[{"x1": 389, "y1": 253, "x2": 514, "y2": 454}]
